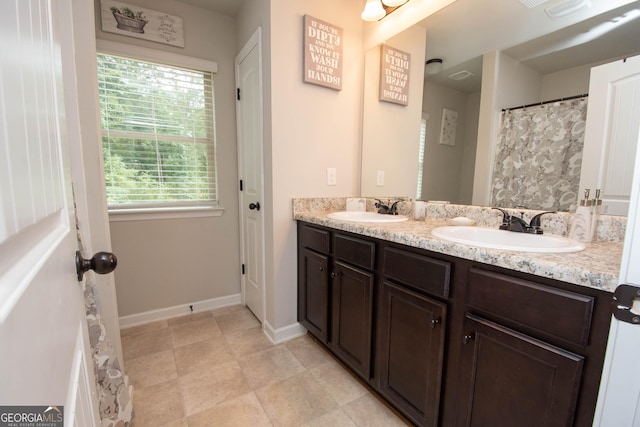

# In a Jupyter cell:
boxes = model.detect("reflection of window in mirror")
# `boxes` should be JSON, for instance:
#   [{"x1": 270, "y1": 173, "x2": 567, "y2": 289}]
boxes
[{"x1": 416, "y1": 113, "x2": 427, "y2": 200}]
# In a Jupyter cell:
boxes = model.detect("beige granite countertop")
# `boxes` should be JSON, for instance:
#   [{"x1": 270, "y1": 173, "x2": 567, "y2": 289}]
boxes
[{"x1": 294, "y1": 211, "x2": 623, "y2": 293}]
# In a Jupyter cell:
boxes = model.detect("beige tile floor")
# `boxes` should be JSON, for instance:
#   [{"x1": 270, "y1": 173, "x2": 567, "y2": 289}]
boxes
[{"x1": 121, "y1": 305, "x2": 412, "y2": 426}]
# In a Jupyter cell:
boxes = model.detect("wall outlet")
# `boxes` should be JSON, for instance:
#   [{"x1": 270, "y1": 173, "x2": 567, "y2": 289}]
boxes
[
  {"x1": 376, "y1": 170, "x2": 385, "y2": 186},
  {"x1": 327, "y1": 167, "x2": 337, "y2": 185}
]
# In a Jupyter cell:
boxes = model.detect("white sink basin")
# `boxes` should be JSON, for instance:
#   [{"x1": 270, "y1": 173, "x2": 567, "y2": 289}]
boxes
[
  {"x1": 327, "y1": 211, "x2": 409, "y2": 223},
  {"x1": 431, "y1": 226, "x2": 585, "y2": 253}
]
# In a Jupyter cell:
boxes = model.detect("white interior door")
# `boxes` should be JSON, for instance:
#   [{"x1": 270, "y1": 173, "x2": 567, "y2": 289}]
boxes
[
  {"x1": 236, "y1": 28, "x2": 265, "y2": 323},
  {"x1": 579, "y1": 55, "x2": 640, "y2": 215},
  {"x1": 0, "y1": 0, "x2": 99, "y2": 424},
  {"x1": 594, "y1": 124, "x2": 640, "y2": 426}
]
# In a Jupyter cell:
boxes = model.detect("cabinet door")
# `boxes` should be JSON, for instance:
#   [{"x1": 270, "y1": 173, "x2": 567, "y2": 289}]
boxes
[
  {"x1": 331, "y1": 261, "x2": 374, "y2": 379},
  {"x1": 378, "y1": 281, "x2": 447, "y2": 427},
  {"x1": 456, "y1": 314, "x2": 584, "y2": 427},
  {"x1": 298, "y1": 248, "x2": 330, "y2": 343}
]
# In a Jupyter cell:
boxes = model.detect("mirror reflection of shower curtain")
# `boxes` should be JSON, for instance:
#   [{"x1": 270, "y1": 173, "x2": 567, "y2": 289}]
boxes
[{"x1": 491, "y1": 96, "x2": 588, "y2": 211}]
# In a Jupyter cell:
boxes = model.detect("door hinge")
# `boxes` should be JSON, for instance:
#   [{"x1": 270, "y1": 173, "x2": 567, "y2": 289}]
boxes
[
  {"x1": 239, "y1": 179, "x2": 243, "y2": 191},
  {"x1": 237, "y1": 88, "x2": 241, "y2": 100},
  {"x1": 613, "y1": 284, "x2": 640, "y2": 324},
  {"x1": 241, "y1": 264, "x2": 245, "y2": 275}
]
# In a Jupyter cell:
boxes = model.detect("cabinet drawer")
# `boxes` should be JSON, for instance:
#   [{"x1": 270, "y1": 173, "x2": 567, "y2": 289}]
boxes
[
  {"x1": 334, "y1": 233, "x2": 376, "y2": 270},
  {"x1": 466, "y1": 267, "x2": 594, "y2": 347},
  {"x1": 383, "y1": 247, "x2": 451, "y2": 298},
  {"x1": 299, "y1": 223, "x2": 331, "y2": 254}
]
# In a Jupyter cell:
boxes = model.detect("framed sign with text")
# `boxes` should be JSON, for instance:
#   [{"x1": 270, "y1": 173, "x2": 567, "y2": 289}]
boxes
[
  {"x1": 101, "y1": 0, "x2": 184, "y2": 48},
  {"x1": 379, "y1": 45, "x2": 410, "y2": 106},
  {"x1": 303, "y1": 15, "x2": 343, "y2": 91}
]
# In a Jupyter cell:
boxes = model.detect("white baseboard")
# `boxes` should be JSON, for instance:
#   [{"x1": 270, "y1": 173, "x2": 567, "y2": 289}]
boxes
[
  {"x1": 119, "y1": 293, "x2": 242, "y2": 328},
  {"x1": 263, "y1": 320, "x2": 307, "y2": 344}
]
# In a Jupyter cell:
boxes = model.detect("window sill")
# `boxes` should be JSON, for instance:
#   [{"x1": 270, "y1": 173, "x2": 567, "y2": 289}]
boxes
[{"x1": 108, "y1": 206, "x2": 225, "y2": 222}]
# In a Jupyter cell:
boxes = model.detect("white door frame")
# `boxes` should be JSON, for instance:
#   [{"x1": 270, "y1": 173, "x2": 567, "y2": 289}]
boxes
[
  {"x1": 235, "y1": 28, "x2": 266, "y2": 323},
  {"x1": 594, "y1": 120, "x2": 640, "y2": 426},
  {"x1": 62, "y1": 0, "x2": 124, "y2": 366}
]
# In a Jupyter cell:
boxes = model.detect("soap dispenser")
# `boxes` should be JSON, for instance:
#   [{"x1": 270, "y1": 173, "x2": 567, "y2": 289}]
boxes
[
  {"x1": 569, "y1": 189, "x2": 593, "y2": 242},
  {"x1": 590, "y1": 189, "x2": 602, "y2": 241}
]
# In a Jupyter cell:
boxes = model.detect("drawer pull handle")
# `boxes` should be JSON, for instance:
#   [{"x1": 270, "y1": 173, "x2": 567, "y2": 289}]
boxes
[
  {"x1": 431, "y1": 318, "x2": 441, "y2": 328},
  {"x1": 463, "y1": 333, "x2": 475, "y2": 345}
]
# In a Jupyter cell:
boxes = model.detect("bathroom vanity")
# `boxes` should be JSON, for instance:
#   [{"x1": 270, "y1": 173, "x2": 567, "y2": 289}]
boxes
[{"x1": 295, "y1": 207, "x2": 620, "y2": 427}]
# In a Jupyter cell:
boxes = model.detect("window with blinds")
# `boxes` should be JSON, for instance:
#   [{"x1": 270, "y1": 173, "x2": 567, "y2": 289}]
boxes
[{"x1": 97, "y1": 53, "x2": 217, "y2": 209}]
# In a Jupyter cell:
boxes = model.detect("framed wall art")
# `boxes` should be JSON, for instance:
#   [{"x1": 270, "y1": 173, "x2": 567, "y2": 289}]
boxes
[
  {"x1": 303, "y1": 15, "x2": 343, "y2": 91},
  {"x1": 101, "y1": 0, "x2": 185, "y2": 48},
  {"x1": 379, "y1": 45, "x2": 410, "y2": 106},
  {"x1": 439, "y1": 108, "x2": 458, "y2": 146}
]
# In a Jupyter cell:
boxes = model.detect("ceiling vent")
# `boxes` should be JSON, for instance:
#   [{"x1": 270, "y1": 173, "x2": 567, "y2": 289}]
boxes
[
  {"x1": 448, "y1": 70, "x2": 475, "y2": 81},
  {"x1": 545, "y1": 0, "x2": 591, "y2": 19},
  {"x1": 518, "y1": 0, "x2": 550, "y2": 8}
]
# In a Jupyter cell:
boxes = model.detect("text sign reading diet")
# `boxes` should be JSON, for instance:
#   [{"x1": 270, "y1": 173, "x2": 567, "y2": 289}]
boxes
[
  {"x1": 303, "y1": 15, "x2": 343, "y2": 91},
  {"x1": 380, "y1": 45, "x2": 410, "y2": 106}
]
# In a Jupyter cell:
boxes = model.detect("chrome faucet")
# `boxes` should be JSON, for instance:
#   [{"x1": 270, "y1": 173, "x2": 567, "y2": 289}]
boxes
[{"x1": 492, "y1": 208, "x2": 555, "y2": 234}]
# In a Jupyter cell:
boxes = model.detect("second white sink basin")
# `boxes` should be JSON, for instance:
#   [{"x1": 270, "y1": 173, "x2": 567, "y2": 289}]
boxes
[
  {"x1": 431, "y1": 226, "x2": 585, "y2": 253},
  {"x1": 327, "y1": 211, "x2": 409, "y2": 223}
]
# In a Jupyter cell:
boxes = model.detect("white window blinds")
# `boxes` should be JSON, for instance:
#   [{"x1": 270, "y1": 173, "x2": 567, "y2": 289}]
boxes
[{"x1": 97, "y1": 53, "x2": 217, "y2": 209}]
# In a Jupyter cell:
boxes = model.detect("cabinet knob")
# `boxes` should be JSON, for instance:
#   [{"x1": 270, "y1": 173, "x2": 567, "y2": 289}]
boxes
[
  {"x1": 430, "y1": 318, "x2": 441, "y2": 328},
  {"x1": 330, "y1": 272, "x2": 339, "y2": 279},
  {"x1": 319, "y1": 266, "x2": 325, "y2": 272},
  {"x1": 463, "y1": 333, "x2": 475, "y2": 345}
]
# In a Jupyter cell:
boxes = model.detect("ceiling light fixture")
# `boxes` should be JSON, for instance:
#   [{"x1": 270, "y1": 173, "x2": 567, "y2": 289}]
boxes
[
  {"x1": 517, "y1": 0, "x2": 550, "y2": 8},
  {"x1": 425, "y1": 58, "x2": 443, "y2": 75},
  {"x1": 382, "y1": 0, "x2": 408, "y2": 6},
  {"x1": 361, "y1": 0, "x2": 409, "y2": 22},
  {"x1": 361, "y1": 0, "x2": 386, "y2": 21},
  {"x1": 448, "y1": 70, "x2": 475, "y2": 81},
  {"x1": 545, "y1": 0, "x2": 591, "y2": 19}
]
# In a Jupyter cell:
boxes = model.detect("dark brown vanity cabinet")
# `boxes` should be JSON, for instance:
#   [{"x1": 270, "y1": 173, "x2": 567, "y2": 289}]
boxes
[
  {"x1": 456, "y1": 314, "x2": 584, "y2": 427},
  {"x1": 331, "y1": 260, "x2": 374, "y2": 379},
  {"x1": 297, "y1": 223, "x2": 376, "y2": 380},
  {"x1": 454, "y1": 267, "x2": 610, "y2": 427},
  {"x1": 377, "y1": 281, "x2": 447, "y2": 427},
  {"x1": 296, "y1": 222, "x2": 611, "y2": 427},
  {"x1": 297, "y1": 224, "x2": 331, "y2": 344},
  {"x1": 298, "y1": 248, "x2": 330, "y2": 343},
  {"x1": 377, "y1": 246, "x2": 451, "y2": 427}
]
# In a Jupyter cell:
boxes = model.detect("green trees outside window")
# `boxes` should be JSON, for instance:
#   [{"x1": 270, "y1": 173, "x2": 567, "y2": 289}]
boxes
[{"x1": 97, "y1": 53, "x2": 217, "y2": 208}]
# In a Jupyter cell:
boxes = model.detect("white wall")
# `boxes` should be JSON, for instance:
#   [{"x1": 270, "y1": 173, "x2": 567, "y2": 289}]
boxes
[
  {"x1": 459, "y1": 92, "x2": 481, "y2": 204},
  {"x1": 266, "y1": 0, "x2": 364, "y2": 332},
  {"x1": 94, "y1": 0, "x2": 241, "y2": 316},
  {"x1": 541, "y1": 56, "x2": 638, "y2": 101},
  {"x1": 542, "y1": 63, "x2": 591, "y2": 100},
  {"x1": 420, "y1": 80, "x2": 478, "y2": 203}
]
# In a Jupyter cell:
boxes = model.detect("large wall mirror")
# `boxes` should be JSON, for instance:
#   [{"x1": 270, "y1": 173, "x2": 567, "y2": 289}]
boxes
[{"x1": 361, "y1": 0, "x2": 640, "y2": 214}]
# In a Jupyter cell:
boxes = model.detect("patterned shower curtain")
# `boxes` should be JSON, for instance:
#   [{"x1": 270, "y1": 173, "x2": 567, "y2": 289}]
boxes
[{"x1": 491, "y1": 96, "x2": 588, "y2": 211}]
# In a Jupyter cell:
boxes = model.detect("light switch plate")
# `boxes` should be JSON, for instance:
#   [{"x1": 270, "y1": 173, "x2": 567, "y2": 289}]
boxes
[{"x1": 327, "y1": 168, "x2": 337, "y2": 185}]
